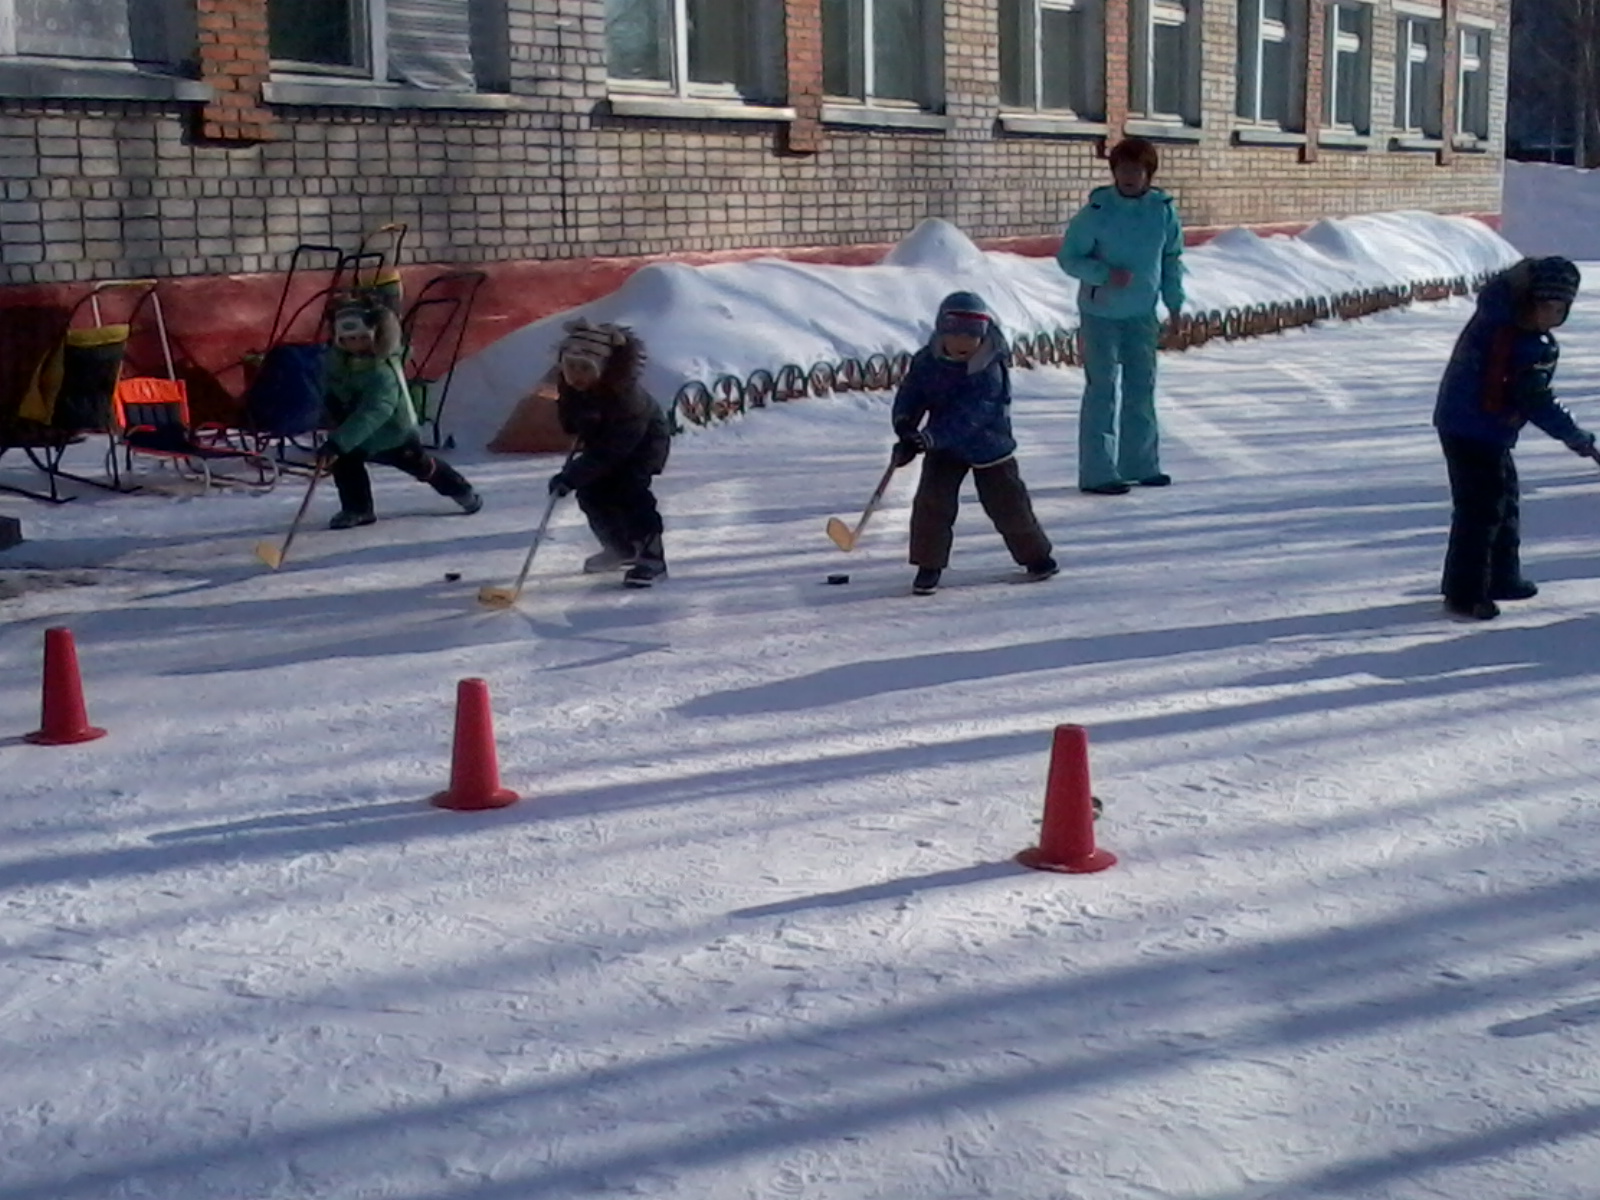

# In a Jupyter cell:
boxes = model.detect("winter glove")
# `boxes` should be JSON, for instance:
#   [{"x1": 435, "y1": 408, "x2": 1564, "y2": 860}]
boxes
[
  {"x1": 314, "y1": 442, "x2": 342, "y2": 468},
  {"x1": 1568, "y1": 433, "x2": 1599, "y2": 460},
  {"x1": 548, "y1": 473, "x2": 574, "y2": 498},
  {"x1": 892, "y1": 430, "x2": 930, "y2": 467}
]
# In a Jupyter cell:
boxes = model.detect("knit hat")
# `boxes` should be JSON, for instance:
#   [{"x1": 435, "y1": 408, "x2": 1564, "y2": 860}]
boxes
[
  {"x1": 1528, "y1": 256, "x2": 1581, "y2": 306},
  {"x1": 558, "y1": 319, "x2": 627, "y2": 374}
]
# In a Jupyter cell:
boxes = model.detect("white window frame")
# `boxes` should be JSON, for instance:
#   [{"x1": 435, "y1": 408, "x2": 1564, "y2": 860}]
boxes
[
  {"x1": 270, "y1": 0, "x2": 385, "y2": 79},
  {"x1": 1131, "y1": 0, "x2": 1201, "y2": 125},
  {"x1": 0, "y1": 5, "x2": 15, "y2": 58},
  {"x1": 1457, "y1": 24, "x2": 1490, "y2": 140},
  {"x1": 1001, "y1": 0, "x2": 1106, "y2": 120},
  {"x1": 1394, "y1": 12, "x2": 1442, "y2": 137},
  {"x1": 607, "y1": 0, "x2": 786, "y2": 103},
  {"x1": 1237, "y1": 0, "x2": 1305, "y2": 128},
  {"x1": 823, "y1": 0, "x2": 943, "y2": 109},
  {"x1": 1322, "y1": 0, "x2": 1371, "y2": 133}
]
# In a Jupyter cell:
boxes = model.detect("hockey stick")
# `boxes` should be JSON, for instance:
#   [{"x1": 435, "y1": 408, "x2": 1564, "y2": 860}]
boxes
[
  {"x1": 254, "y1": 463, "x2": 325, "y2": 570},
  {"x1": 478, "y1": 487, "x2": 563, "y2": 609},
  {"x1": 826, "y1": 455, "x2": 899, "y2": 552}
]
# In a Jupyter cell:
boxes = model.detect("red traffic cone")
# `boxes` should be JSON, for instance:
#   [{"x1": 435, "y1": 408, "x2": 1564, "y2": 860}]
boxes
[
  {"x1": 430, "y1": 678, "x2": 519, "y2": 811},
  {"x1": 25, "y1": 627, "x2": 106, "y2": 746},
  {"x1": 1017, "y1": 724, "x2": 1116, "y2": 874}
]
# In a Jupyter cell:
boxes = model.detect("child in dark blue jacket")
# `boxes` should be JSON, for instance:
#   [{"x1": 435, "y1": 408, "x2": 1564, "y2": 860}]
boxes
[
  {"x1": 892, "y1": 291, "x2": 1056, "y2": 595},
  {"x1": 1434, "y1": 256, "x2": 1598, "y2": 620}
]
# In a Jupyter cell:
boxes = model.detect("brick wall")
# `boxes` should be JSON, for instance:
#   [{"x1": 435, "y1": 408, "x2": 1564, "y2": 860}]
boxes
[{"x1": 0, "y1": 0, "x2": 1507, "y2": 290}]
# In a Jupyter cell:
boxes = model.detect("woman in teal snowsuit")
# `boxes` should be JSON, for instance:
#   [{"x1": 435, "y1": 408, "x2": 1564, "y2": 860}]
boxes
[{"x1": 1057, "y1": 137, "x2": 1186, "y2": 495}]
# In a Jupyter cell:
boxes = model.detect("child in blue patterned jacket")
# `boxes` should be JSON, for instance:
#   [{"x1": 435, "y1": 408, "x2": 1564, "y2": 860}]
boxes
[{"x1": 891, "y1": 291, "x2": 1057, "y2": 596}]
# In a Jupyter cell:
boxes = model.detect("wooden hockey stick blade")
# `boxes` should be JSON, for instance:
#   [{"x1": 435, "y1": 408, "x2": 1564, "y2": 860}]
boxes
[
  {"x1": 477, "y1": 584, "x2": 520, "y2": 608},
  {"x1": 825, "y1": 516, "x2": 856, "y2": 552},
  {"x1": 254, "y1": 541, "x2": 285, "y2": 569}
]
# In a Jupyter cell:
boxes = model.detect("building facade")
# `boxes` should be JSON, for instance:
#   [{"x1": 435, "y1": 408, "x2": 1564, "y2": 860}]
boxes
[{"x1": 0, "y1": 0, "x2": 1508, "y2": 373}]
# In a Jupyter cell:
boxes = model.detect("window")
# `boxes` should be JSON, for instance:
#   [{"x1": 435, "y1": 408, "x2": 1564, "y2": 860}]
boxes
[
  {"x1": 1394, "y1": 14, "x2": 1442, "y2": 137},
  {"x1": 1000, "y1": 0, "x2": 1106, "y2": 120},
  {"x1": 1323, "y1": 1, "x2": 1371, "y2": 132},
  {"x1": 1237, "y1": 0, "x2": 1304, "y2": 128},
  {"x1": 269, "y1": 0, "x2": 508, "y2": 92},
  {"x1": 0, "y1": 0, "x2": 193, "y2": 70},
  {"x1": 822, "y1": 0, "x2": 941, "y2": 107},
  {"x1": 1131, "y1": 0, "x2": 1199, "y2": 124},
  {"x1": 1458, "y1": 27, "x2": 1489, "y2": 140},
  {"x1": 607, "y1": 0, "x2": 786, "y2": 102}
]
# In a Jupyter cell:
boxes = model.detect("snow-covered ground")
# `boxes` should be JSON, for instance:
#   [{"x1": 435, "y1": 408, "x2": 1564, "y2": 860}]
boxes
[{"x1": 9, "y1": 214, "x2": 1600, "y2": 1198}]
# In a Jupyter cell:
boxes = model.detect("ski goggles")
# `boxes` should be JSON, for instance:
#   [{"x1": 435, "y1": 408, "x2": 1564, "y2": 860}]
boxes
[{"x1": 935, "y1": 310, "x2": 991, "y2": 339}]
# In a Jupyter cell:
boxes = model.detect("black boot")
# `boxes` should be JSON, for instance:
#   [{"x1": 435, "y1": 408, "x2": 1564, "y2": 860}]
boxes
[
  {"x1": 1445, "y1": 597, "x2": 1500, "y2": 621},
  {"x1": 1490, "y1": 578, "x2": 1538, "y2": 601},
  {"x1": 1022, "y1": 557, "x2": 1059, "y2": 582},
  {"x1": 623, "y1": 560, "x2": 667, "y2": 588},
  {"x1": 329, "y1": 509, "x2": 376, "y2": 530},
  {"x1": 912, "y1": 567, "x2": 942, "y2": 595}
]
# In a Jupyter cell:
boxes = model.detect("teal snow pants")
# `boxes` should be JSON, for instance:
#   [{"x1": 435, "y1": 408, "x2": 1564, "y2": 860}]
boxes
[{"x1": 1078, "y1": 312, "x2": 1162, "y2": 489}]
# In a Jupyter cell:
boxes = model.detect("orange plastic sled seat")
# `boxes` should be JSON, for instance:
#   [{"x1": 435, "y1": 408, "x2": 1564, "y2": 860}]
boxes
[{"x1": 112, "y1": 375, "x2": 279, "y2": 493}]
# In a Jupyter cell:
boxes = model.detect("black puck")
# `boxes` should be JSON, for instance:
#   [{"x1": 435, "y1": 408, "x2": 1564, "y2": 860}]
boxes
[
  {"x1": 827, "y1": 573, "x2": 850, "y2": 585},
  {"x1": 445, "y1": 572, "x2": 462, "y2": 582}
]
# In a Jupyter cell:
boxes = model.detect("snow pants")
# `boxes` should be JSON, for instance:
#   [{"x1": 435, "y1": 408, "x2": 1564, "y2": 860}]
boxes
[
  {"x1": 332, "y1": 434, "x2": 474, "y2": 515},
  {"x1": 576, "y1": 464, "x2": 666, "y2": 571},
  {"x1": 1079, "y1": 312, "x2": 1162, "y2": 489},
  {"x1": 908, "y1": 451, "x2": 1052, "y2": 570},
  {"x1": 1440, "y1": 433, "x2": 1522, "y2": 606}
]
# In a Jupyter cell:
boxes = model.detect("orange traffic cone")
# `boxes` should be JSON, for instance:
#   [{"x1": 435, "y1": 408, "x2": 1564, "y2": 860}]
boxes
[
  {"x1": 25, "y1": 627, "x2": 107, "y2": 746},
  {"x1": 1017, "y1": 724, "x2": 1115, "y2": 874},
  {"x1": 430, "y1": 678, "x2": 519, "y2": 811}
]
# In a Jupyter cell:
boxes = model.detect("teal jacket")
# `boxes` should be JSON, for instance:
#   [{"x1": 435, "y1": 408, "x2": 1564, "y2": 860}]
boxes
[
  {"x1": 322, "y1": 306, "x2": 417, "y2": 457},
  {"x1": 1056, "y1": 185, "x2": 1187, "y2": 321}
]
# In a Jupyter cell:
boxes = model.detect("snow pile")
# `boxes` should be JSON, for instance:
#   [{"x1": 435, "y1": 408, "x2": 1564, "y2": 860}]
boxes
[
  {"x1": 1503, "y1": 161, "x2": 1600, "y2": 260},
  {"x1": 447, "y1": 211, "x2": 1519, "y2": 449}
]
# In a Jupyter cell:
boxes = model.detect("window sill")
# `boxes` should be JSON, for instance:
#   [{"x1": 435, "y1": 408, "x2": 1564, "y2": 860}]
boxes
[
  {"x1": 821, "y1": 103, "x2": 952, "y2": 132},
  {"x1": 263, "y1": 79, "x2": 522, "y2": 111},
  {"x1": 1453, "y1": 135, "x2": 1491, "y2": 154},
  {"x1": 1232, "y1": 126, "x2": 1308, "y2": 147},
  {"x1": 1124, "y1": 119, "x2": 1203, "y2": 143},
  {"x1": 997, "y1": 112, "x2": 1108, "y2": 138},
  {"x1": 0, "y1": 62, "x2": 210, "y2": 103},
  {"x1": 1390, "y1": 134, "x2": 1445, "y2": 153},
  {"x1": 1317, "y1": 129, "x2": 1374, "y2": 150},
  {"x1": 606, "y1": 93, "x2": 796, "y2": 122}
]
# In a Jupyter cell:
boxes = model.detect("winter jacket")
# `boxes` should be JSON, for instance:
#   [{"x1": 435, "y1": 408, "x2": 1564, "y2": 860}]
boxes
[
  {"x1": 1057, "y1": 185, "x2": 1186, "y2": 321},
  {"x1": 1434, "y1": 262, "x2": 1593, "y2": 452},
  {"x1": 322, "y1": 308, "x2": 418, "y2": 457},
  {"x1": 555, "y1": 329, "x2": 672, "y2": 489},
  {"x1": 892, "y1": 293, "x2": 1018, "y2": 468}
]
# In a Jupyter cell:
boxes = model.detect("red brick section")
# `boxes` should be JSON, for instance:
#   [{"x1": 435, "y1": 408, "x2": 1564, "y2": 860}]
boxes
[
  {"x1": 1102, "y1": 0, "x2": 1130, "y2": 151},
  {"x1": 1300, "y1": 0, "x2": 1326, "y2": 164},
  {"x1": 1438, "y1": 0, "x2": 1458, "y2": 166},
  {"x1": 783, "y1": 0, "x2": 826, "y2": 155},
  {"x1": 196, "y1": 0, "x2": 277, "y2": 143}
]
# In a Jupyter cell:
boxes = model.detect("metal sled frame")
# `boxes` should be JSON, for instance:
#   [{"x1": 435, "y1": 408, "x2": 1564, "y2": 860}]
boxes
[
  {"x1": 401, "y1": 268, "x2": 487, "y2": 450},
  {"x1": 0, "y1": 280, "x2": 163, "y2": 503}
]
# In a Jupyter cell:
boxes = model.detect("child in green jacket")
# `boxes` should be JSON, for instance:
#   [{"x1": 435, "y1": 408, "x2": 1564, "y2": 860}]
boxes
[
  {"x1": 1057, "y1": 137, "x2": 1186, "y2": 495},
  {"x1": 317, "y1": 294, "x2": 481, "y2": 529}
]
